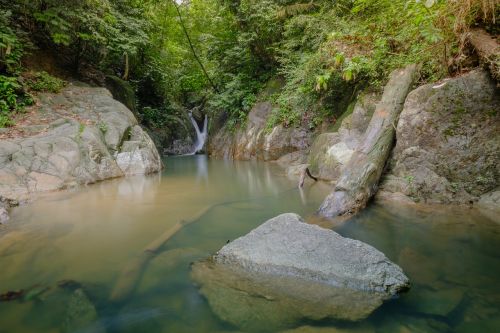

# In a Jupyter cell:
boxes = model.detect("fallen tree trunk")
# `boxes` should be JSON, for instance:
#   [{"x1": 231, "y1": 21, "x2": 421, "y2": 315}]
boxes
[
  {"x1": 298, "y1": 167, "x2": 318, "y2": 188},
  {"x1": 109, "y1": 205, "x2": 213, "y2": 303},
  {"x1": 110, "y1": 186, "x2": 299, "y2": 303},
  {"x1": 468, "y1": 29, "x2": 500, "y2": 80},
  {"x1": 318, "y1": 64, "x2": 420, "y2": 219}
]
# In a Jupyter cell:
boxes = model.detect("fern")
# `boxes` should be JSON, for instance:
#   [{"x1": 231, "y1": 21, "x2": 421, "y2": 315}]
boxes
[{"x1": 277, "y1": 2, "x2": 318, "y2": 19}]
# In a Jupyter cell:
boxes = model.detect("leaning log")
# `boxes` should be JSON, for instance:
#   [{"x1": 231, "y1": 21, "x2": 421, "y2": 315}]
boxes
[
  {"x1": 468, "y1": 29, "x2": 500, "y2": 80},
  {"x1": 298, "y1": 167, "x2": 318, "y2": 188},
  {"x1": 318, "y1": 64, "x2": 420, "y2": 219}
]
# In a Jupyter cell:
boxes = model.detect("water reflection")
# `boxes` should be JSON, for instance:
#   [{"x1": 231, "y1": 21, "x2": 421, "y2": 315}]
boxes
[
  {"x1": 0, "y1": 156, "x2": 499, "y2": 333},
  {"x1": 194, "y1": 154, "x2": 208, "y2": 183}
]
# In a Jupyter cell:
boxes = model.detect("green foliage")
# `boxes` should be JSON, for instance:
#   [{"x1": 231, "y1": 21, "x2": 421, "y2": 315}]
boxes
[
  {"x1": 0, "y1": 0, "x2": 486, "y2": 134},
  {"x1": 25, "y1": 72, "x2": 65, "y2": 93},
  {"x1": 0, "y1": 75, "x2": 19, "y2": 126},
  {"x1": 0, "y1": 75, "x2": 34, "y2": 128},
  {"x1": 261, "y1": 0, "x2": 464, "y2": 130},
  {"x1": 98, "y1": 121, "x2": 108, "y2": 134},
  {"x1": 34, "y1": 9, "x2": 72, "y2": 46},
  {"x1": 0, "y1": 10, "x2": 26, "y2": 74}
]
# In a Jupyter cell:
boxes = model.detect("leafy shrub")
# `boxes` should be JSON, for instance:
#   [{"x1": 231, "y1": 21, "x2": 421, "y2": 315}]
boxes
[
  {"x1": 0, "y1": 75, "x2": 19, "y2": 124},
  {"x1": 0, "y1": 10, "x2": 27, "y2": 74},
  {"x1": 25, "y1": 71, "x2": 65, "y2": 93},
  {"x1": 0, "y1": 75, "x2": 33, "y2": 127}
]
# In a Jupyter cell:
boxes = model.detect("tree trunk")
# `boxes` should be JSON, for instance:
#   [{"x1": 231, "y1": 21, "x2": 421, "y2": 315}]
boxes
[
  {"x1": 122, "y1": 52, "x2": 129, "y2": 81},
  {"x1": 468, "y1": 29, "x2": 499, "y2": 80},
  {"x1": 109, "y1": 205, "x2": 212, "y2": 303},
  {"x1": 318, "y1": 64, "x2": 419, "y2": 219}
]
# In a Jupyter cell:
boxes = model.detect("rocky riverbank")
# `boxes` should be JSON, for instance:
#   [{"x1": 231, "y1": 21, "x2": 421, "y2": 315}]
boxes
[
  {"x1": 208, "y1": 69, "x2": 499, "y2": 216},
  {"x1": 0, "y1": 83, "x2": 162, "y2": 223}
]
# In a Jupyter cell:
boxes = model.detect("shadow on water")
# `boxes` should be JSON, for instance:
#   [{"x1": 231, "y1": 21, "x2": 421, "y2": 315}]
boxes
[{"x1": 0, "y1": 156, "x2": 499, "y2": 332}]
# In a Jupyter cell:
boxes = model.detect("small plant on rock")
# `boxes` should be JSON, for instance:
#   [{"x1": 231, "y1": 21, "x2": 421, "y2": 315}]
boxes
[
  {"x1": 25, "y1": 71, "x2": 65, "y2": 93},
  {"x1": 98, "y1": 122, "x2": 108, "y2": 134}
]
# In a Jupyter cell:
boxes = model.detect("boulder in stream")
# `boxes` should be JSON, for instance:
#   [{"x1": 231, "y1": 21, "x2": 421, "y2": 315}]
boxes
[{"x1": 191, "y1": 213, "x2": 409, "y2": 331}]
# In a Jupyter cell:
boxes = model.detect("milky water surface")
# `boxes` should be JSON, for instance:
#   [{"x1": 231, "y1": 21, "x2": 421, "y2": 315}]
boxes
[{"x1": 0, "y1": 156, "x2": 499, "y2": 333}]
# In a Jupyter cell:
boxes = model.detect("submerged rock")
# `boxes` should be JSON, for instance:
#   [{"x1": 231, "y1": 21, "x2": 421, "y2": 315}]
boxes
[
  {"x1": 191, "y1": 213, "x2": 409, "y2": 331},
  {"x1": 191, "y1": 259, "x2": 386, "y2": 332},
  {"x1": 400, "y1": 287, "x2": 464, "y2": 317},
  {"x1": 64, "y1": 288, "x2": 104, "y2": 333}
]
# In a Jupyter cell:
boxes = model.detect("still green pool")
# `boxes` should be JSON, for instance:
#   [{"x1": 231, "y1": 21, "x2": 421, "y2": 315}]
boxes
[{"x1": 0, "y1": 156, "x2": 499, "y2": 333}]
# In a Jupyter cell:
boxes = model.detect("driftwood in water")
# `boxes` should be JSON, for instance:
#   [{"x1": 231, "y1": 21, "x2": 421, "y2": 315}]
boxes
[
  {"x1": 109, "y1": 186, "x2": 298, "y2": 303},
  {"x1": 468, "y1": 29, "x2": 500, "y2": 80},
  {"x1": 109, "y1": 205, "x2": 213, "y2": 302},
  {"x1": 318, "y1": 64, "x2": 419, "y2": 219},
  {"x1": 298, "y1": 167, "x2": 318, "y2": 188},
  {"x1": 0, "y1": 290, "x2": 23, "y2": 302}
]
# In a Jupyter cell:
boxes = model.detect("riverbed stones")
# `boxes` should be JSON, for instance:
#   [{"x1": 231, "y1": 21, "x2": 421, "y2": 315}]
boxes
[
  {"x1": 0, "y1": 197, "x2": 11, "y2": 224},
  {"x1": 191, "y1": 213, "x2": 409, "y2": 331},
  {"x1": 379, "y1": 69, "x2": 499, "y2": 205},
  {"x1": 0, "y1": 84, "x2": 162, "y2": 203},
  {"x1": 401, "y1": 288, "x2": 464, "y2": 317},
  {"x1": 64, "y1": 288, "x2": 104, "y2": 333}
]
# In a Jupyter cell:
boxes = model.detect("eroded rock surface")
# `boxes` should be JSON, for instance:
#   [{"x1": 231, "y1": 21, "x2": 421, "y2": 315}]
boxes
[
  {"x1": 380, "y1": 69, "x2": 499, "y2": 206},
  {"x1": 191, "y1": 213, "x2": 409, "y2": 331},
  {"x1": 215, "y1": 213, "x2": 409, "y2": 294},
  {"x1": 209, "y1": 101, "x2": 312, "y2": 161},
  {"x1": 0, "y1": 84, "x2": 162, "y2": 202},
  {"x1": 308, "y1": 93, "x2": 377, "y2": 181}
]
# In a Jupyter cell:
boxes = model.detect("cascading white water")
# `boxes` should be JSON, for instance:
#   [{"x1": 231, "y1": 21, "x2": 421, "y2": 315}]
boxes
[{"x1": 188, "y1": 113, "x2": 208, "y2": 154}]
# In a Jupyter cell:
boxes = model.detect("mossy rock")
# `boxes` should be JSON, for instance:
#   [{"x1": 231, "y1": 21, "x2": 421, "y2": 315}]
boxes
[{"x1": 105, "y1": 75, "x2": 137, "y2": 114}]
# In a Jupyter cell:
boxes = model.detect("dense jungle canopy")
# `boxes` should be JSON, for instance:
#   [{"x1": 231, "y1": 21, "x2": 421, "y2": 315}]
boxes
[{"x1": 0, "y1": 0, "x2": 498, "y2": 132}]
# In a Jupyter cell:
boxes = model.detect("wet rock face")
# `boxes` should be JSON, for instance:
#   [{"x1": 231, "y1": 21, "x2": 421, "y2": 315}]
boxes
[
  {"x1": 380, "y1": 69, "x2": 499, "y2": 205},
  {"x1": 208, "y1": 102, "x2": 312, "y2": 161},
  {"x1": 307, "y1": 93, "x2": 377, "y2": 181},
  {"x1": 0, "y1": 85, "x2": 162, "y2": 201},
  {"x1": 191, "y1": 213, "x2": 409, "y2": 331}
]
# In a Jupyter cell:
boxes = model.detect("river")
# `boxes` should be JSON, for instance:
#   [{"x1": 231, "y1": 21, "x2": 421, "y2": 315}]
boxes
[{"x1": 0, "y1": 156, "x2": 499, "y2": 332}]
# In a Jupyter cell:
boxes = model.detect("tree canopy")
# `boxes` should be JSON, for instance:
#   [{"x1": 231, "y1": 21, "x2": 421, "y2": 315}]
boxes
[{"x1": 0, "y1": 0, "x2": 497, "y2": 132}]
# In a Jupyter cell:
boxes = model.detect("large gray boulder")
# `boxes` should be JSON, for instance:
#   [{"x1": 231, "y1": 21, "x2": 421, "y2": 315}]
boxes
[
  {"x1": 191, "y1": 213, "x2": 409, "y2": 331},
  {"x1": 0, "y1": 84, "x2": 162, "y2": 202},
  {"x1": 379, "y1": 69, "x2": 499, "y2": 205},
  {"x1": 215, "y1": 213, "x2": 409, "y2": 295}
]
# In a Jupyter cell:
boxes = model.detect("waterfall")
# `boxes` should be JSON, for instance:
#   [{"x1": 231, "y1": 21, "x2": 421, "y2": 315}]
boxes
[{"x1": 188, "y1": 112, "x2": 208, "y2": 154}]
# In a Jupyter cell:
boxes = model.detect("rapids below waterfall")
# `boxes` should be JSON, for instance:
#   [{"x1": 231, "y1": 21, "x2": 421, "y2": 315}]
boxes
[{"x1": 0, "y1": 156, "x2": 499, "y2": 333}]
